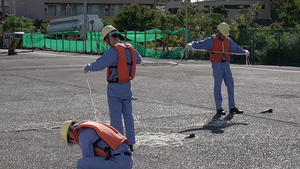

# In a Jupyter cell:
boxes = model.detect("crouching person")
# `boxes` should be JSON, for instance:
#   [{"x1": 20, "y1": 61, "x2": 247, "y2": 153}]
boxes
[{"x1": 60, "y1": 120, "x2": 133, "y2": 169}]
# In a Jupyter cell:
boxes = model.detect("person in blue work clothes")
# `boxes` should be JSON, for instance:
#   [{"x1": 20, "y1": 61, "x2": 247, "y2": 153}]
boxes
[
  {"x1": 84, "y1": 25, "x2": 142, "y2": 151},
  {"x1": 60, "y1": 120, "x2": 133, "y2": 169},
  {"x1": 187, "y1": 22, "x2": 250, "y2": 117}
]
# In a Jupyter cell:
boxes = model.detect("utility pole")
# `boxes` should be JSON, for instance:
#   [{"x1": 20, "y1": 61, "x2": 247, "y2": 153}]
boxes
[
  {"x1": 13, "y1": 0, "x2": 15, "y2": 15},
  {"x1": 185, "y1": 0, "x2": 188, "y2": 59},
  {"x1": 1, "y1": 0, "x2": 5, "y2": 21},
  {"x1": 83, "y1": 0, "x2": 87, "y2": 53},
  {"x1": 165, "y1": 0, "x2": 167, "y2": 14}
]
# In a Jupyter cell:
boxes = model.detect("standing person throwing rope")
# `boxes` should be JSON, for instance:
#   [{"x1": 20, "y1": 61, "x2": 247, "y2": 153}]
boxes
[
  {"x1": 84, "y1": 25, "x2": 142, "y2": 151},
  {"x1": 187, "y1": 22, "x2": 250, "y2": 117}
]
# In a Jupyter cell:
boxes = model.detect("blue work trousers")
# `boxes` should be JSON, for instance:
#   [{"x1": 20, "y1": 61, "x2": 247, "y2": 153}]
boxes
[
  {"x1": 107, "y1": 82, "x2": 136, "y2": 145},
  {"x1": 76, "y1": 143, "x2": 133, "y2": 169},
  {"x1": 212, "y1": 62, "x2": 235, "y2": 110}
]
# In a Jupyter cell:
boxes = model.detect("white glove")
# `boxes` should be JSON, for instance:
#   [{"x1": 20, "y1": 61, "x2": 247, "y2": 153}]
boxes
[
  {"x1": 84, "y1": 64, "x2": 90, "y2": 73},
  {"x1": 186, "y1": 43, "x2": 192, "y2": 49},
  {"x1": 245, "y1": 50, "x2": 250, "y2": 57}
]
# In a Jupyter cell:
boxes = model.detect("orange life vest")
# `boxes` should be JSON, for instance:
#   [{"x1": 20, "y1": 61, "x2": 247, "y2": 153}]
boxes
[
  {"x1": 72, "y1": 121, "x2": 129, "y2": 157},
  {"x1": 210, "y1": 35, "x2": 231, "y2": 63},
  {"x1": 107, "y1": 43, "x2": 137, "y2": 83}
]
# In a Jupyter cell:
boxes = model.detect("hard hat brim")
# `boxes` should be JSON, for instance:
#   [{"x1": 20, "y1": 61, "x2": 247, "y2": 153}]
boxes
[
  {"x1": 102, "y1": 25, "x2": 118, "y2": 39},
  {"x1": 220, "y1": 30, "x2": 230, "y2": 37},
  {"x1": 60, "y1": 120, "x2": 77, "y2": 144}
]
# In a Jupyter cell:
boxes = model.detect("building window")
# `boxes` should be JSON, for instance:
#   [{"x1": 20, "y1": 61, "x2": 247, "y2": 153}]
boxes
[
  {"x1": 114, "y1": 5, "x2": 123, "y2": 16},
  {"x1": 169, "y1": 8, "x2": 179, "y2": 14},
  {"x1": 91, "y1": 5, "x2": 106, "y2": 17},
  {"x1": 72, "y1": 4, "x2": 84, "y2": 16},
  {"x1": 46, "y1": 4, "x2": 61, "y2": 16},
  {"x1": 224, "y1": 5, "x2": 250, "y2": 9},
  {"x1": 204, "y1": 5, "x2": 210, "y2": 13}
]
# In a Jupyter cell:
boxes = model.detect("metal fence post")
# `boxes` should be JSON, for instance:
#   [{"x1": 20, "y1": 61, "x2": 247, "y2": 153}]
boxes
[
  {"x1": 278, "y1": 30, "x2": 281, "y2": 66},
  {"x1": 251, "y1": 30, "x2": 255, "y2": 65}
]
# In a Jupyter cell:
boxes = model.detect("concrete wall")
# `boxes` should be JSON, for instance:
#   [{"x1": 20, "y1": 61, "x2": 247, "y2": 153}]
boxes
[{"x1": 9, "y1": 0, "x2": 45, "y2": 20}]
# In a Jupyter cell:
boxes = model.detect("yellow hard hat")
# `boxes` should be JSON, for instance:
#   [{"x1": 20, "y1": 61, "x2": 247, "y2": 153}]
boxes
[
  {"x1": 217, "y1": 22, "x2": 230, "y2": 36},
  {"x1": 60, "y1": 120, "x2": 78, "y2": 142},
  {"x1": 102, "y1": 25, "x2": 117, "y2": 39}
]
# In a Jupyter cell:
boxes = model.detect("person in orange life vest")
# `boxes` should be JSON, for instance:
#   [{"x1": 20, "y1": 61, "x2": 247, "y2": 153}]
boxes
[
  {"x1": 60, "y1": 120, "x2": 133, "y2": 169},
  {"x1": 187, "y1": 22, "x2": 250, "y2": 117},
  {"x1": 84, "y1": 25, "x2": 142, "y2": 150}
]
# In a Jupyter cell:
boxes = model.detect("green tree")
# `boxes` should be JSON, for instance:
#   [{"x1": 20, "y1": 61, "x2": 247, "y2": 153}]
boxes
[
  {"x1": 212, "y1": 5, "x2": 229, "y2": 18},
  {"x1": 235, "y1": 3, "x2": 262, "y2": 30},
  {"x1": 175, "y1": 4, "x2": 208, "y2": 31},
  {"x1": 39, "y1": 22, "x2": 49, "y2": 33},
  {"x1": 279, "y1": 0, "x2": 300, "y2": 28},
  {"x1": 267, "y1": 0, "x2": 300, "y2": 28},
  {"x1": 102, "y1": 18, "x2": 114, "y2": 26},
  {"x1": 3, "y1": 15, "x2": 35, "y2": 32},
  {"x1": 34, "y1": 19, "x2": 49, "y2": 33},
  {"x1": 113, "y1": 4, "x2": 161, "y2": 31},
  {"x1": 205, "y1": 5, "x2": 233, "y2": 30},
  {"x1": 157, "y1": 11, "x2": 180, "y2": 31}
]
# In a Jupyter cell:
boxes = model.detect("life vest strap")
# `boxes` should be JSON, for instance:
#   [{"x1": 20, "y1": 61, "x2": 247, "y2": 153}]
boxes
[
  {"x1": 104, "y1": 147, "x2": 112, "y2": 160},
  {"x1": 93, "y1": 138, "x2": 111, "y2": 158},
  {"x1": 112, "y1": 152, "x2": 132, "y2": 157},
  {"x1": 109, "y1": 62, "x2": 133, "y2": 69},
  {"x1": 108, "y1": 79, "x2": 119, "y2": 83}
]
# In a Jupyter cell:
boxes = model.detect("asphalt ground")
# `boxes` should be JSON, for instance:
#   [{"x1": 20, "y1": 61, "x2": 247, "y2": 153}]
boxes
[{"x1": 0, "y1": 49, "x2": 299, "y2": 169}]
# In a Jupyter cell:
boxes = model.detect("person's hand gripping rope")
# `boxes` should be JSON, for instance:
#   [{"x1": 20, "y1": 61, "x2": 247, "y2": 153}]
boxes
[
  {"x1": 186, "y1": 43, "x2": 193, "y2": 50},
  {"x1": 84, "y1": 64, "x2": 91, "y2": 73},
  {"x1": 245, "y1": 50, "x2": 250, "y2": 57}
]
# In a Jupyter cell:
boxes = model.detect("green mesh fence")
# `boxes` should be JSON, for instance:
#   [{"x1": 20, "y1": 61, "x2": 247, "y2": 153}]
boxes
[
  {"x1": 22, "y1": 29, "x2": 300, "y2": 66},
  {"x1": 120, "y1": 29, "x2": 186, "y2": 42},
  {"x1": 23, "y1": 29, "x2": 185, "y2": 59}
]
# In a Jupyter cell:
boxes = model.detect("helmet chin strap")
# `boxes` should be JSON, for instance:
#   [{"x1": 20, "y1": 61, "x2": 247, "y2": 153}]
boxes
[
  {"x1": 217, "y1": 32, "x2": 224, "y2": 41},
  {"x1": 69, "y1": 122, "x2": 79, "y2": 131},
  {"x1": 105, "y1": 36, "x2": 113, "y2": 47}
]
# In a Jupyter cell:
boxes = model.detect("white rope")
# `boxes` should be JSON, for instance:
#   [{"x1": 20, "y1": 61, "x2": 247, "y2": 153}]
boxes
[
  {"x1": 86, "y1": 79, "x2": 100, "y2": 122},
  {"x1": 192, "y1": 48, "x2": 250, "y2": 65},
  {"x1": 176, "y1": 46, "x2": 249, "y2": 65},
  {"x1": 85, "y1": 78, "x2": 198, "y2": 147},
  {"x1": 85, "y1": 78, "x2": 197, "y2": 147},
  {"x1": 136, "y1": 132, "x2": 194, "y2": 148},
  {"x1": 174, "y1": 45, "x2": 252, "y2": 122},
  {"x1": 174, "y1": 46, "x2": 216, "y2": 110},
  {"x1": 193, "y1": 48, "x2": 247, "y2": 55},
  {"x1": 187, "y1": 47, "x2": 253, "y2": 124}
]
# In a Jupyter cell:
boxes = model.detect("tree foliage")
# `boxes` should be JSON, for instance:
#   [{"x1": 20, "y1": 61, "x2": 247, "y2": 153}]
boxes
[
  {"x1": 212, "y1": 5, "x2": 229, "y2": 18},
  {"x1": 2, "y1": 15, "x2": 35, "y2": 32},
  {"x1": 267, "y1": 0, "x2": 300, "y2": 28},
  {"x1": 279, "y1": 0, "x2": 300, "y2": 28},
  {"x1": 109, "y1": 1, "x2": 299, "y2": 32},
  {"x1": 235, "y1": 3, "x2": 262, "y2": 30},
  {"x1": 113, "y1": 4, "x2": 161, "y2": 31}
]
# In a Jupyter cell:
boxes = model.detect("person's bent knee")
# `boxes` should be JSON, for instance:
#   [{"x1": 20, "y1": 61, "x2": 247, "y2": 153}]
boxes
[{"x1": 76, "y1": 158, "x2": 86, "y2": 169}]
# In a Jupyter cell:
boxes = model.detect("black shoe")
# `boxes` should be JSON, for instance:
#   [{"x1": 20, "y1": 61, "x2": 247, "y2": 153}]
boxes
[
  {"x1": 230, "y1": 108, "x2": 244, "y2": 114},
  {"x1": 129, "y1": 145, "x2": 134, "y2": 152},
  {"x1": 216, "y1": 108, "x2": 226, "y2": 115}
]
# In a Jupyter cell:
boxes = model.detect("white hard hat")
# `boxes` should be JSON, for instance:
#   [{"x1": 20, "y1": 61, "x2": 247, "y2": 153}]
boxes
[
  {"x1": 60, "y1": 120, "x2": 78, "y2": 143},
  {"x1": 217, "y1": 22, "x2": 230, "y2": 36},
  {"x1": 102, "y1": 25, "x2": 118, "y2": 39}
]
